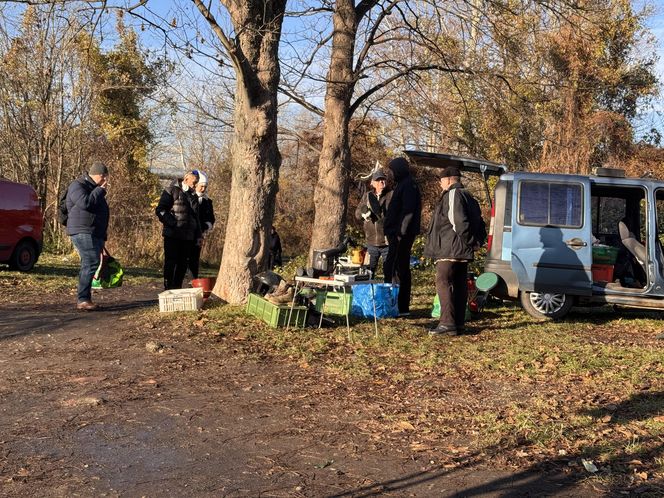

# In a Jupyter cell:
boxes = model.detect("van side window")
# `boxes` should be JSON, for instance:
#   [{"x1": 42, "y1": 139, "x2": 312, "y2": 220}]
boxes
[{"x1": 518, "y1": 181, "x2": 583, "y2": 228}]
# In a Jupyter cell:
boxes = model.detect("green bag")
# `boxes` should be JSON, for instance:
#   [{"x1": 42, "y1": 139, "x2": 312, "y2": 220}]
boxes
[
  {"x1": 92, "y1": 248, "x2": 124, "y2": 289},
  {"x1": 431, "y1": 294, "x2": 471, "y2": 321}
]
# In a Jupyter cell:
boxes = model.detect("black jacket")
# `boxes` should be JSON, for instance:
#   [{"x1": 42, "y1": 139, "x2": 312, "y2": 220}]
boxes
[
  {"x1": 65, "y1": 174, "x2": 109, "y2": 240},
  {"x1": 155, "y1": 179, "x2": 201, "y2": 241},
  {"x1": 197, "y1": 195, "x2": 215, "y2": 234},
  {"x1": 384, "y1": 159, "x2": 421, "y2": 238},
  {"x1": 355, "y1": 188, "x2": 392, "y2": 247},
  {"x1": 423, "y1": 182, "x2": 477, "y2": 261}
]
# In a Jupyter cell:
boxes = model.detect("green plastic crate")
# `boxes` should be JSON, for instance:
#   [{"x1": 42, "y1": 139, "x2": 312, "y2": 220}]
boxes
[
  {"x1": 315, "y1": 290, "x2": 352, "y2": 316},
  {"x1": 592, "y1": 245, "x2": 619, "y2": 264},
  {"x1": 246, "y1": 293, "x2": 307, "y2": 328}
]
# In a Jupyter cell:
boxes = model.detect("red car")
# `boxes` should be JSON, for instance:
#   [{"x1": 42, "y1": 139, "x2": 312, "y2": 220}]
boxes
[{"x1": 0, "y1": 179, "x2": 43, "y2": 271}]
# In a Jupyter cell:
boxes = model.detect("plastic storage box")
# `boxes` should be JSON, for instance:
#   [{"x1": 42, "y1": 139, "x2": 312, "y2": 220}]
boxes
[
  {"x1": 592, "y1": 246, "x2": 619, "y2": 264},
  {"x1": 591, "y1": 264, "x2": 614, "y2": 283},
  {"x1": 159, "y1": 288, "x2": 204, "y2": 312},
  {"x1": 315, "y1": 290, "x2": 352, "y2": 316},
  {"x1": 246, "y1": 293, "x2": 308, "y2": 328}
]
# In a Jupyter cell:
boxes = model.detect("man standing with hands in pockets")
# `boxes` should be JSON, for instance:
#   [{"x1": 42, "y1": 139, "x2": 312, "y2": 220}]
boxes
[
  {"x1": 66, "y1": 161, "x2": 110, "y2": 311},
  {"x1": 424, "y1": 166, "x2": 485, "y2": 336}
]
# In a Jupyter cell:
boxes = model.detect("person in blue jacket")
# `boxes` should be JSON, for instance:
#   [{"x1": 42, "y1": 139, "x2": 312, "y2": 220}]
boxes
[{"x1": 66, "y1": 161, "x2": 110, "y2": 311}]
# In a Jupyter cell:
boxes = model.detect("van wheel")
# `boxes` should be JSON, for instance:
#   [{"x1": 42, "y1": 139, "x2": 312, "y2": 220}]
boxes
[
  {"x1": 9, "y1": 240, "x2": 37, "y2": 272},
  {"x1": 520, "y1": 291, "x2": 572, "y2": 320}
]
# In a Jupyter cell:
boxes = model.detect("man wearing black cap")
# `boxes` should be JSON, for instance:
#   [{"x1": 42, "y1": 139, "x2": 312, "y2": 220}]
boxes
[
  {"x1": 66, "y1": 161, "x2": 110, "y2": 310},
  {"x1": 355, "y1": 169, "x2": 393, "y2": 277},
  {"x1": 424, "y1": 166, "x2": 484, "y2": 335},
  {"x1": 384, "y1": 157, "x2": 422, "y2": 316}
]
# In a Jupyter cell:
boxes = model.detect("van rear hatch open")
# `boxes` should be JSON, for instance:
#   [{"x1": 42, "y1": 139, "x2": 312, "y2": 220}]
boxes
[
  {"x1": 404, "y1": 150, "x2": 507, "y2": 176},
  {"x1": 404, "y1": 150, "x2": 507, "y2": 204}
]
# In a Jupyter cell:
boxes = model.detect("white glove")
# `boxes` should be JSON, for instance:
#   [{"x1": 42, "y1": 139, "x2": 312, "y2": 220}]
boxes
[{"x1": 362, "y1": 211, "x2": 372, "y2": 221}]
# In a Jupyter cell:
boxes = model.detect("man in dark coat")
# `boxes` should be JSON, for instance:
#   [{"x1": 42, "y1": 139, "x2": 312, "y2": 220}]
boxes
[
  {"x1": 424, "y1": 166, "x2": 483, "y2": 336},
  {"x1": 383, "y1": 157, "x2": 422, "y2": 316},
  {"x1": 269, "y1": 226, "x2": 283, "y2": 269},
  {"x1": 156, "y1": 170, "x2": 201, "y2": 290},
  {"x1": 188, "y1": 171, "x2": 215, "y2": 279},
  {"x1": 355, "y1": 169, "x2": 392, "y2": 278},
  {"x1": 66, "y1": 161, "x2": 110, "y2": 311}
]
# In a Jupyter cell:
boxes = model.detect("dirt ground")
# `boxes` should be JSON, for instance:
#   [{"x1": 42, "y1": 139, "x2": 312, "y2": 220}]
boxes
[{"x1": 0, "y1": 281, "x2": 622, "y2": 497}]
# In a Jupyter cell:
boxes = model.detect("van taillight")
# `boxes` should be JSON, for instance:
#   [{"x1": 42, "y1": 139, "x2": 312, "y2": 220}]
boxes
[{"x1": 487, "y1": 200, "x2": 495, "y2": 252}]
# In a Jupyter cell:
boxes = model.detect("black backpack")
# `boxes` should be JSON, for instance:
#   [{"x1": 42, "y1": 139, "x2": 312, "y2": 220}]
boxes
[
  {"x1": 466, "y1": 194, "x2": 487, "y2": 248},
  {"x1": 57, "y1": 188, "x2": 69, "y2": 226}
]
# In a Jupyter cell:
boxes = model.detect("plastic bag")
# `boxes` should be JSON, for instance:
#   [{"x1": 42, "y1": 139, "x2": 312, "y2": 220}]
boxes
[
  {"x1": 431, "y1": 294, "x2": 471, "y2": 321},
  {"x1": 92, "y1": 248, "x2": 124, "y2": 289},
  {"x1": 351, "y1": 283, "x2": 399, "y2": 319}
]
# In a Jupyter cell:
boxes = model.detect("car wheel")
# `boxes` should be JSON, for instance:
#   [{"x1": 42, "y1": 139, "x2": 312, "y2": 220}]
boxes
[
  {"x1": 9, "y1": 240, "x2": 37, "y2": 272},
  {"x1": 519, "y1": 291, "x2": 573, "y2": 320}
]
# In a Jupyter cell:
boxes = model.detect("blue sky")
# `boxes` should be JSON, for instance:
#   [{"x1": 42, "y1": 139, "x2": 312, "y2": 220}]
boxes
[{"x1": 640, "y1": 1, "x2": 664, "y2": 134}]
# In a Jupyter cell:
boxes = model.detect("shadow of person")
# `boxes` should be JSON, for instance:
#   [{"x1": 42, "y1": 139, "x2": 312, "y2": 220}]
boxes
[{"x1": 533, "y1": 226, "x2": 590, "y2": 294}]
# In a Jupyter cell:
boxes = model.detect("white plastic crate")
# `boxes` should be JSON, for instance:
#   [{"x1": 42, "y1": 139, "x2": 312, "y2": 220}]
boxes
[{"x1": 158, "y1": 288, "x2": 204, "y2": 312}]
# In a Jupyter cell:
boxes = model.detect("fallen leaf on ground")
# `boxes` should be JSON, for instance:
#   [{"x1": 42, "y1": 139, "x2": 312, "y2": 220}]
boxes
[{"x1": 582, "y1": 459, "x2": 598, "y2": 473}]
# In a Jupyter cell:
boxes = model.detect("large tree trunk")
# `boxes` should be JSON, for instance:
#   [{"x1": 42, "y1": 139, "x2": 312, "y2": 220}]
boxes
[
  {"x1": 308, "y1": 0, "x2": 358, "y2": 257},
  {"x1": 209, "y1": 0, "x2": 285, "y2": 304}
]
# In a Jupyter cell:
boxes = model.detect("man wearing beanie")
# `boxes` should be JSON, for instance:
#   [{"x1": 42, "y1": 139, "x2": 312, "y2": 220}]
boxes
[
  {"x1": 355, "y1": 169, "x2": 392, "y2": 278},
  {"x1": 66, "y1": 161, "x2": 110, "y2": 311},
  {"x1": 156, "y1": 170, "x2": 201, "y2": 289},
  {"x1": 384, "y1": 157, "x2": 422, "y2": 316},
  {"x1": 188, "y1": 170, "x2": 215, "y2": 279}
]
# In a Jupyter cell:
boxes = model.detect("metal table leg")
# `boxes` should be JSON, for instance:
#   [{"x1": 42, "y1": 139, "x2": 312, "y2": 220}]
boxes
[
  {"x1": 371, "y1": 283, "x2": 378, "y2": 337},
  {"x1": 286, "y1": 281, "x2": 301, "y2": 330}
]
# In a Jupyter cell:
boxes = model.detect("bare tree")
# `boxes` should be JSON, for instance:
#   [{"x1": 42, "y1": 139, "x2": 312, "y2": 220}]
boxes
[{"x1": 188, "y1": 0, "x2": 287, "y2": 303}]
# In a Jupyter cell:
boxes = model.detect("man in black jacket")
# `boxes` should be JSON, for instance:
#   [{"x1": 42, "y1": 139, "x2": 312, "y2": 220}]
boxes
[
  {"x1": 156, "y1": 171, "x2": 201, "y2": 290},
  {"x1": 424, "y1": 166, "x2": 483, "y2": 336},
  {"x1": 355, "y1": 169, "x2": 392, "y2": 278},
  {"x1": 66, "y1": 161, "x2": 110, "y2": 311},
  {"x1": 384, "y1": 157, "x2": 422, "y2": 316}
]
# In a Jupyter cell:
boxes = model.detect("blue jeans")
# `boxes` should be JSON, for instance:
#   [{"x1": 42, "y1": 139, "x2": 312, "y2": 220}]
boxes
[
  {"x1": 71, "y1": 233, "x2": 104, "y2": 303},
  {"x1": 367, "y1": 245, "x2": 390, "y2": 278}
]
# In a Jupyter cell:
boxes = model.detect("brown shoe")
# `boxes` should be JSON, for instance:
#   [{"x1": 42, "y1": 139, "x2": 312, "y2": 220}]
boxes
[{"x1": 76, "y1": 301, "x2": 99, "y2": 311}]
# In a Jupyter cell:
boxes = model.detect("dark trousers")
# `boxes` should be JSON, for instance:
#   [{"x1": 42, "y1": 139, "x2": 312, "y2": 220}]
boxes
[
  {"x1": 367, "y1": 244, "x2": 389, "y2": 278},
  {"x1": 188, "y1": 243, "x2": 201, "y2": 279},
  {"x1": 435, "y1": 260, "x2": 468, "y2": 329},
  {"x1": 164, "y1": 236, "x2": 194, "y2": 290},
  {"x1": 384, "y1": 234, "x2": 416, "y2": 313}
]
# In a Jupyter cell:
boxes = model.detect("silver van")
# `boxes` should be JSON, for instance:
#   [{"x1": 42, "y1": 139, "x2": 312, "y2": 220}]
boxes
[{"x1": 406, "y1": 150, "x2": 664, "y2": 320}]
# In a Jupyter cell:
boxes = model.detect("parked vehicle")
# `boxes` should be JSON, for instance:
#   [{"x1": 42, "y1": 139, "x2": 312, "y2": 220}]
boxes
[
  {"x1": 406, "y1": 150, "x2": 664, "y2": 320},
  {"x1": 0, "y1": 179, "x2": 43, "y2": 271}
]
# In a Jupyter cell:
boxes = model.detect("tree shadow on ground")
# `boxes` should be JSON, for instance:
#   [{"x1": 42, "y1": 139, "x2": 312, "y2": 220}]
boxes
[
  {"x1": 329, "y1": 391, "x2": 663, "y2": 497},
  {"x1": 0, "y1": 264, "x2": 79, "y2": 278}
]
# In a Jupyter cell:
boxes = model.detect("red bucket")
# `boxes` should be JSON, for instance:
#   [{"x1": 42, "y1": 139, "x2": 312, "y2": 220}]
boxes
[{"x1": 191, "y1": 277, "x2": 216, "y2": 298}]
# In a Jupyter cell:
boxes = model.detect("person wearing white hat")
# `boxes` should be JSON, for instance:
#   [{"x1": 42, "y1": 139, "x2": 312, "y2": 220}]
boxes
[{"x1": 188, "y1": 170, "x2": 216, "y2": 278}]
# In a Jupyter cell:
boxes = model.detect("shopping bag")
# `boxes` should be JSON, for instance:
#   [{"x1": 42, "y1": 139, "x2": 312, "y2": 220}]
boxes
[
  {"x1": 351, "y1": 283, "x2": 399, "y2": 319},
  {"x1": 431, "y1": 294, "x2": 471, "y2": 320},
  {"x1": 92, "y1": 248, "x2": 124, "y2": 289}
]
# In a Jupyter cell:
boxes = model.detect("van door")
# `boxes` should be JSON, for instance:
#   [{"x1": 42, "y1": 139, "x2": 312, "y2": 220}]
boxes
[{"x1": 511, "y1": 174, "x2": 593, "y2": 295}]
